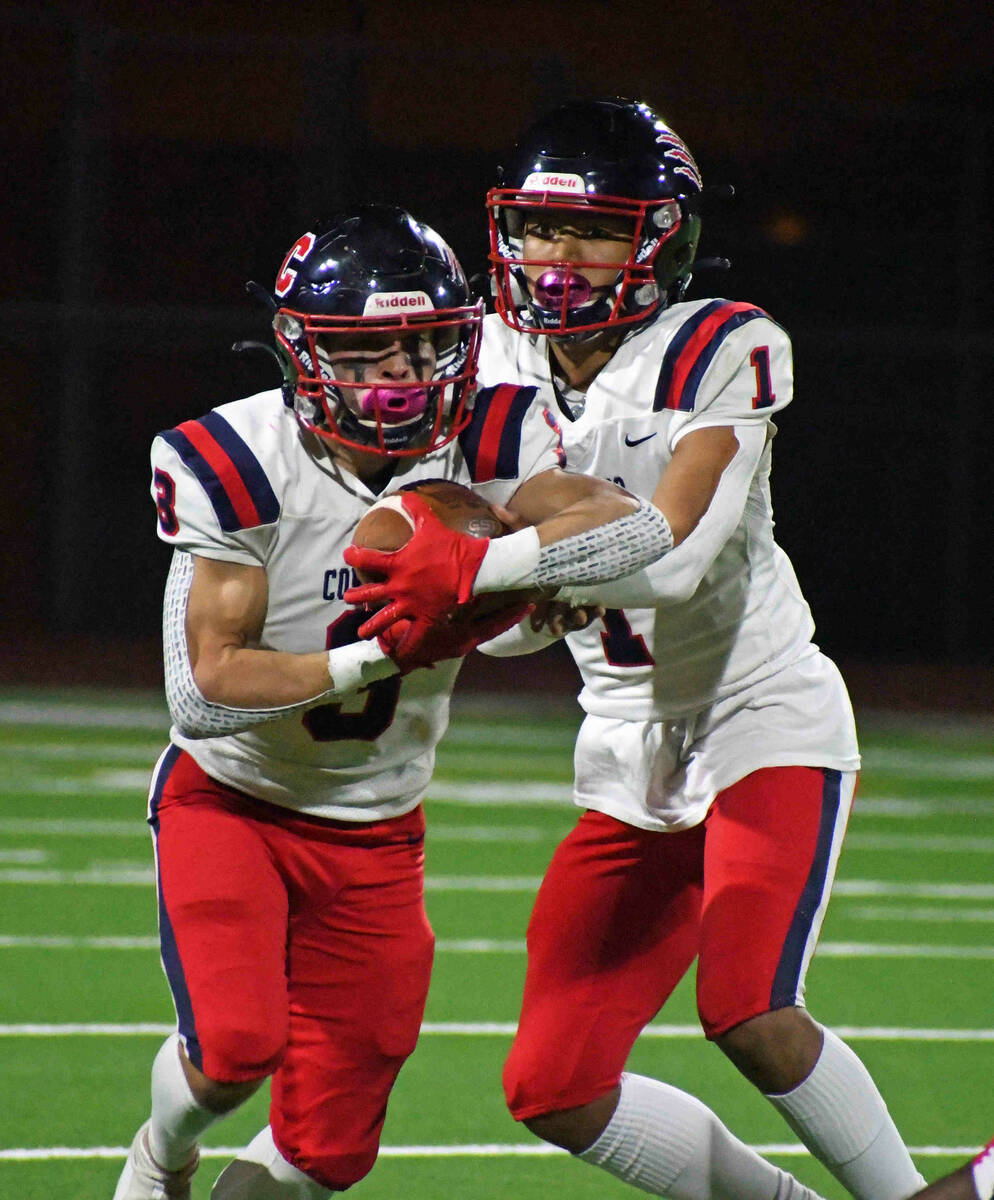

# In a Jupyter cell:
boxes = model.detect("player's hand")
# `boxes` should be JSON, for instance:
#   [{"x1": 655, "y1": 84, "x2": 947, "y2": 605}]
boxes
[
  {"x1": 376, "y1": 601, "x2": 534, "y2": 673},
  {"x1": 344, "y1": 493, "x2": 490, "y2": 637},
  {"x1": 529, "y1": 601, "x2": 605, "y2": 637}
]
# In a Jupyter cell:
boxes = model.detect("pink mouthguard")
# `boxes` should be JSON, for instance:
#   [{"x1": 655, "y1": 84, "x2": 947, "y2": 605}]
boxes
[
  {"x1": 533, "y1": 268, "x2": 593, "y2": 310},
  {"x1": 359, "y1": 386, "x2": 428, "y2": 423}
]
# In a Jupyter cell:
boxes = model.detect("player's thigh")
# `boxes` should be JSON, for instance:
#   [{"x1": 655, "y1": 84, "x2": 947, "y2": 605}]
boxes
[
  {"x1": 152, "y1": 753, "x2": 291, "y2": 1080},
  {"x1": 505, "y1": 809, "x2": 704, "y2": 1119},
  {"x1": 696, "y1": 766, "x2": 856, "y2": 1037},
  {"x1": 270, "y1": 812, "x2": 434, "y2": 1188}
]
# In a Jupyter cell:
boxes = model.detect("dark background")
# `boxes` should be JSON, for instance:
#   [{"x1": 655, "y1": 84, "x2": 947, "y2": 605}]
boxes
[{"x1": 2, "y1": 1, "x2": 993, "y2": 703}]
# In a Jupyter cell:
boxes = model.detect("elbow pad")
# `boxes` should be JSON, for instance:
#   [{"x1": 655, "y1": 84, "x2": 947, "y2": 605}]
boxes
[{"x1": 560, "y1": 424, "x2": 767, "y2": 609}]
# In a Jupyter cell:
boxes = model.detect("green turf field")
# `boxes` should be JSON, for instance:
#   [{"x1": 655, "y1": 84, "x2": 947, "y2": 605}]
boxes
[{"x1": 1, "y1": 686, "x2": 990, "y2": 1199}]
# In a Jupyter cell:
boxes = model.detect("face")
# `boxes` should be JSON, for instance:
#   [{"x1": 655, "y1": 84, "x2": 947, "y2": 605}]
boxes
[
  {"x1": 520, "y1": 208, "x2": 635, "y2": 301},
  {"x1": 316, "y1": 327, "x2": 438, "y2": 429}
]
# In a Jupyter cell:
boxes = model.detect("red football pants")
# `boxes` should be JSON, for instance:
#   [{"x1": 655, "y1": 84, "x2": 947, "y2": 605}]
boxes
[
  {"x1": 149, "y1": 747, "x2": 434, "y2": 1189},
  {"x1": 504, "y1": 765, "x2": 853, "y2": 1120}
]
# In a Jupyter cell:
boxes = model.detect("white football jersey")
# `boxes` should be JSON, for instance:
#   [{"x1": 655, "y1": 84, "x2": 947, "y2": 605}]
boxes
[
  {"x1": 479, "y1": 299, "x2": 859, "y2": 828},
  {"x1": 151, "y1": 385, "x2": 564, "y2": 821}
]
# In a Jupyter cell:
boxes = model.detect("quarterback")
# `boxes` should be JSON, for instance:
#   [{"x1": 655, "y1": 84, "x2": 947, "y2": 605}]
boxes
[
  {"x1": 472, "y1": 99, "x2": 924, "y2": 1200},
  {"x1": 113, "y1": 204, "x2": 670, "y2": 1200}
]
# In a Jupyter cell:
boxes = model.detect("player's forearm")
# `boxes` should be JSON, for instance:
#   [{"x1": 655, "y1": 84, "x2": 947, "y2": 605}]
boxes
[
  {"x1": 472, "y1": 499, "x2": 673, "y2": 594},
  {"x1": 531, "y1": 492, "x2": 638, "y2": 547},
  {"x1": 192, "y1": 646, "x2": 335, "y2": 710},
  {"x1": 170, "y1": 640, "x2": 397, "y2": 740},
  {"x1": 560, "y1": 424, "x2": 765, "y2": 608}
]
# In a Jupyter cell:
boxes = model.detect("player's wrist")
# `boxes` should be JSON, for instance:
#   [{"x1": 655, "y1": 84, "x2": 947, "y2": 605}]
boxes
[
  {"x1": 326, "y1": 640, "x2": 398, "y2": 694},
  {"x1": 472, "y1": 526, "x2": 541, "y2": 594}
]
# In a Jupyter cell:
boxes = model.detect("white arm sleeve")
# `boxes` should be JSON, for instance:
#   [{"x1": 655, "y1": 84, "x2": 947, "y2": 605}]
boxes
[
  {"x1": 560, "y1": 423, "x2": 768, "y2": 609},
  {"x1": 473, "y1": 500, "x2": 674, "y2": 593},
  {"x1": 162, "y1": 552, "x2": 395, "y2": 739}
]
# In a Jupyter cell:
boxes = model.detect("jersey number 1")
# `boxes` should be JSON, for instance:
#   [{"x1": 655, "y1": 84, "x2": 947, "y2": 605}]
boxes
[
  {"x1": 750, "y1": 346, "x2": 776, "y2": 409},
  {"x1": 600, "y1": 609, "x2": 655, "y2": 667}
]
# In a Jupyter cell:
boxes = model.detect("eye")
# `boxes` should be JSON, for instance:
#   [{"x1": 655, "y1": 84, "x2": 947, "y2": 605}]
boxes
[
  {"x1": 523, "y1": 221, "x2": 557, "y2": 240},
  {"x1": 584, "y1": 225, "x2": 631, "y2": 242}
]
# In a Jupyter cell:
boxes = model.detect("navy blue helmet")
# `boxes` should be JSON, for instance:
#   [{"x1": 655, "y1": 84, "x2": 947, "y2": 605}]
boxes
[
  {"x1": 488, "y1": 98, "x2": 703, "y2": 338},
  {"x1": 273, "y1": 205, "x2": 482, "y2": 456}
]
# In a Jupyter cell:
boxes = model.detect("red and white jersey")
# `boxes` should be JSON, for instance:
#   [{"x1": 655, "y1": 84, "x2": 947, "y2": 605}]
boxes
[
  {"x1": 479, "y1": 300, "x2": 859, "y2": 827},
  {"x1": 150, "y1": 385, "x2": 564, "y2": 822}
]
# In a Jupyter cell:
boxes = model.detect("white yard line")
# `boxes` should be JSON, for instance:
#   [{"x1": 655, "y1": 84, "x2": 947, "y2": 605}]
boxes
[
  {"x1": 0, "y1": 849, "x2": 47, "y2": 864},
  {"x1": 850, "y1": 905, "x2": 994, "y2": 923},
  {"x1": 1, "y1": 933, "x2": 992, "y2": 960},
  {"x1": 5, "y1": 868, "x2": 994, "y2": 905},
  {"x1": 0, "y1": 700, "x2": 167, "y2": 729},
  {"x1": 0, "y1": 1142, "x2": 982, "y2": 1161},
  {"x1": 0, "y1": 819, "x2": 149, "y2": 837},
  {"x1": 855, "y1": 796, "x2": 994, "y2": 817},
  {"x1": 0, "y1": 818, "x2": 543, "y2": 843},
  {"x1": 860, "y1": 749, "x2": 994, "y2": 779},
  {"x1": 845, "y1": 832, "x2": 994, "y2": 853},
  {"x1": 5, "y1": 770, "x2": 994, "y2": 813},
  {"x1": 2, "y1": 1022, "x2": 993, "y2": 1042}
]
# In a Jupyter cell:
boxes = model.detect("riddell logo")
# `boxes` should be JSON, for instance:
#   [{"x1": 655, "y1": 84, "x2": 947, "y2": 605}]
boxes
[
  {"x1": 363, "y1": 291, "x2": 434, "y2": 314},
  {"x1": 522, "y1": 172, "x2": 586, "y2": 194}
]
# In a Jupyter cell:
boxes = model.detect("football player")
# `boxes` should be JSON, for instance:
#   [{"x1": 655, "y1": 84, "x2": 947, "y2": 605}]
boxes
[
  {"x1": 113, "y1": 204, "x2": 672, "y2": 1200},
  {"x1": 478, "y1": 97, "x2": 925, "y2": 1200},
  {"x1": 353, "y1": 102, "x2": 925, "y2": 1200}
]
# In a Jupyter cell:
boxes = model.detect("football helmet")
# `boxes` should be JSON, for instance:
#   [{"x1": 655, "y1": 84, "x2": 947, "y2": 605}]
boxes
[
  {"x1": 488, "y1": 98, "x2": 703, "y2": 338},
  {"x1": 273, "y1": 205, "x2": 483, "y2": 456}
]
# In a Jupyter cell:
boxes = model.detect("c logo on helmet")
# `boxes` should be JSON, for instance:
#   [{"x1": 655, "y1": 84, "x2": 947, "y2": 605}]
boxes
[{"x1": 275, "y1": 233, "x2": 316, "y2": 298}]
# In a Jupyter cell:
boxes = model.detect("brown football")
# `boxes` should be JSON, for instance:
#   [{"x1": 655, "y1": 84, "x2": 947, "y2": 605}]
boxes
[{"x1": 351, "y1": 479, "x2": 540, "y2": 616}]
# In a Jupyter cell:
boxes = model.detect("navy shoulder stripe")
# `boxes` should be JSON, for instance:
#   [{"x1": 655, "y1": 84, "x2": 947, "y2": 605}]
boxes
[
  {"x1": 459, "y1": 383, "x2": 538, "y2": 482},
  {"x1": 159, "y1": 411, "x2": 280, "y2": 532},
  {"x1": 653, "y1": 301, "x2": 772, "y2": 413}
]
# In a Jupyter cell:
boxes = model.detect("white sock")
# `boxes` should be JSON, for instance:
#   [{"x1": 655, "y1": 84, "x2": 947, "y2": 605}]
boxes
[
  {"x1": 147, "y1": 1034, "x2": 221, "y2": 1170},
  {"x1": 579, "y1": 1072, "x2": 828, "y2": 1199},
  {"x1": 211, "y1": 1125, "x2": 333, "y2": 1199},
  {"x1": 766, "y1": 1027, "x2": 926, "y2": 1200}
]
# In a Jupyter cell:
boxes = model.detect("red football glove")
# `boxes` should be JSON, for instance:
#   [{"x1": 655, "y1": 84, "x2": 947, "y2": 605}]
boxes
[
  {"x1": 344, "y1": 493, "x2": 491, "y2": 641},
  {"x1": 376, "y1": 600, "x2": 533, "y2": 674}
]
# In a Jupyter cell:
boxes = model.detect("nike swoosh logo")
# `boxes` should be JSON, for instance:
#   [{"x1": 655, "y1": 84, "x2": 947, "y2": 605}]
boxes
[{"x1": 624, "y1": 433, "x2": 657, "y2": 447}]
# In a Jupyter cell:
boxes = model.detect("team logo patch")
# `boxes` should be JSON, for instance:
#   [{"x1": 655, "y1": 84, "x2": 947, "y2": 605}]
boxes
[
  {"x1": 654, "y1": 129, "x2": 703, "y2": 189},
  {"x1": 275, "y1": 232, "x2": 316, "y2": 298}
]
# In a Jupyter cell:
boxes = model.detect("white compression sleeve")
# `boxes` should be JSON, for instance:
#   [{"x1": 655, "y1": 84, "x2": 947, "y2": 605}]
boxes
[
  {"x1": 473, "y1": 500, "x2": 673, "y2": 594},
  {"x1": 211, "y1": 1125, "x2": 333, "y2": 1198},
  {"x1": 579, "y1": 1072, "x2": 827, "y2": 1200},
  {"x1": 163, "y1": 552, "x2": 394, "y2": 739},
  {"x1": 766, "y1": 1027, "x2": 926, "y2": 1200},
  {"x1": 148, "y1": 1033, "x2": 219, "y2": 1170},
  {"x1": 559, "y1": 423, "x2": 767, "y2": 608}
]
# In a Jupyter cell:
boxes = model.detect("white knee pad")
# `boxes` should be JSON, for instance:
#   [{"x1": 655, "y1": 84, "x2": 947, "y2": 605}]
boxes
[{"x1": 211, "y1": 1126, "x2": 333, "y2": 1199}]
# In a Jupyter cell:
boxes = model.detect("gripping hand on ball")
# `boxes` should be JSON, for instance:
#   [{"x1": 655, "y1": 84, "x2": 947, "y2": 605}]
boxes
[
  {"x1": 375, "y1": 600, "x2": 533, "y2": 673},
  {"x1": 344, "y1": 493, "x2": 490, "y2": 639}
]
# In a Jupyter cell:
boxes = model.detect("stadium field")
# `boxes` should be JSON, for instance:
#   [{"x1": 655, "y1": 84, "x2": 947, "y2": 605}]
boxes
[{"x1": 0, "y1": 686, "x2": 990, "y2": 1199}]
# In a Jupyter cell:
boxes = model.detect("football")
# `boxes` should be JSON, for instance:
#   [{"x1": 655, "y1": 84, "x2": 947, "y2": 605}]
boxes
[
  {"x1": 351, "y1": 479, "x2": 539, "y2": 615},
  {"x1": 352, "y1": 480, "x2": 507, "y2": 571}
]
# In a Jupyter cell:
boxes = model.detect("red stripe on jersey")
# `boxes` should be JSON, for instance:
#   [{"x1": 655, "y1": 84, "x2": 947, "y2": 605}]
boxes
[
  {"x1": 174, "y1": 419, "x2": 262, "y2": 529},
  {"x1": 664, "y1": 301, "x2": 761, "y2": 411},
  {"x1": 474, "y1": 384, "x2": 520, "y2": 482}
]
